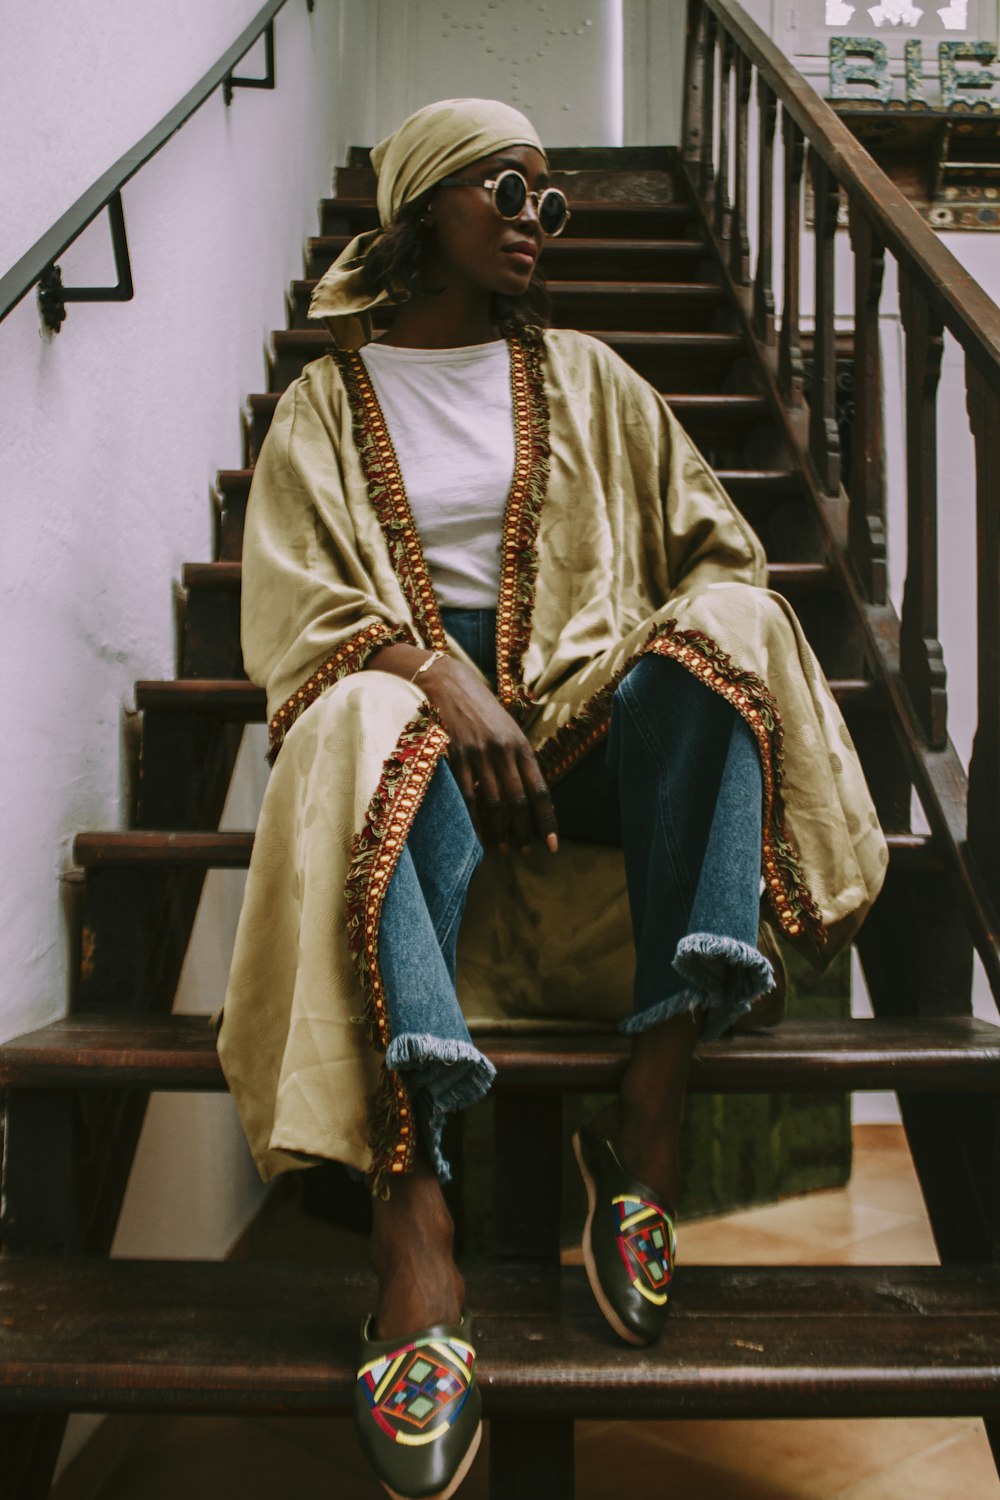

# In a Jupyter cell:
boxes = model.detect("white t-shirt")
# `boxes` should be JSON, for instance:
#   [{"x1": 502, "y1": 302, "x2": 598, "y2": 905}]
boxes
[{"x1": 359, "y1": 339, "x2": 514, "y2": 610}]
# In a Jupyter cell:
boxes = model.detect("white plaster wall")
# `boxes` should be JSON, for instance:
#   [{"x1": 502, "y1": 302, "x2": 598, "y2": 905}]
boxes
[
  {"x1": 0, "y1": 0, "x2": 370, "y2": 1475},
  {"x1": 624, "y1": 0, "x2": 689, "y2": 144},
  {"x1": 361, "y1": 0, "x2": 625, "y2": 147}
]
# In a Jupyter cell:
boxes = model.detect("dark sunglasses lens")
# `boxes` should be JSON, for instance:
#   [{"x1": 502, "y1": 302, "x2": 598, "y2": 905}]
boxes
[
  {"x1": 539, "y1": 189, "x2": 568, "y2": 234},
  {"x1": 494, "y1": 172, "x2": 527, "y2": 218}
]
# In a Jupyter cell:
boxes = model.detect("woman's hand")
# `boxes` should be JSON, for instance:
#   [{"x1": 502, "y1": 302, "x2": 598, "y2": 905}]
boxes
[{"x1": 367, "y1": 644, "x2": 558, "y2": 854}]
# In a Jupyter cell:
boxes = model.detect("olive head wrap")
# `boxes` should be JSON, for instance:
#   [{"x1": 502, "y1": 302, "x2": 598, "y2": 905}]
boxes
[{"x1": 308, "y1": 97, "x2": 546, "y2": 349}]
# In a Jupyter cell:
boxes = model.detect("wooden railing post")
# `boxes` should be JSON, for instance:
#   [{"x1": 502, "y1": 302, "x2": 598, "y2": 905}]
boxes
[
  {"x1": 683, "y1": 0, "x2": 709, "y2": 173},
  {"x1": 967, "y1": 358, "x2": 1000, "y2": 889},
  {"x1": 730, "y1": 51, "x2": 752, "y2": 284},
  {"x1": 701, "y1": 10, "x2": 719, "y2": 206},
  {"x1": 847, "y1": 204, "x2": 888, "y2": 604},
  {"x1": 753, "y1": 78, "x2": 777, "y2": 344},
  {"x1": 808, "y1": 149, "x2": 842, "y2": 494},
  {"x1": 779, "y1": 109, "x2": 805, "y2": 407},
  {"x1": 899, "y1": 272, "x2": 948, "y2": 748},
  {"x1": 716, "y1": 30, "x2": 735, "y2": 241}
]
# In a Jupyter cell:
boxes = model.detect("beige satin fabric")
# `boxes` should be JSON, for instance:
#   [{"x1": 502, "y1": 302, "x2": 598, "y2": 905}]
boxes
[
  {"x1": 308, "y1": 98, "x2": 546, "y2": 349},
  {"x1": 217, "y1": 328, "x2": 888, "y2": 1184}
]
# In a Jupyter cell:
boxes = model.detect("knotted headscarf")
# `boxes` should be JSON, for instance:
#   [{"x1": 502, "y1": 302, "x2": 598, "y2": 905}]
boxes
[{"x1": 308, "y1": 98, "x2": 547, "y2": 349}]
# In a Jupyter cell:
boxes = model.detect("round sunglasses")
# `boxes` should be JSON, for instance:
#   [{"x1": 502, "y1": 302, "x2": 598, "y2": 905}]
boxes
[{"x1": 436, "y1": 168, "x2": 571, "y2": 237}]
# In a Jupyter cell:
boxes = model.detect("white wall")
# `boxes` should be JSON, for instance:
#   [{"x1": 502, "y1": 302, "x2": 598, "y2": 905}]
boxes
[
  {"x1": 359, "y1": 0, "x2": 626, "y2": 148},
  {"x1": 0, "y1": 0, "x2": 369, "y2": 1476}
]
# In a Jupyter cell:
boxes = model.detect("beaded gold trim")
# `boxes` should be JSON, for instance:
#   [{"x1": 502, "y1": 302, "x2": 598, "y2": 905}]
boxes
[
  {"x1": 536, "y1": 622, "x2": 827, "y2": 951},
  {"x1": 334, "y1": 335, "x2": 550, "y2": 712},
  {"x1": 335, "y1": 351, "x2": 447, "y2": 653},
  {"x1": 344, "y1": 705, "x2": 451, "y2": 1196},
  {"x1": 495, "y1": 333, "x2": 550, "y2": 717},
  {"x1": 266, "y1": 620, "x2": 415, "y2": 762}
]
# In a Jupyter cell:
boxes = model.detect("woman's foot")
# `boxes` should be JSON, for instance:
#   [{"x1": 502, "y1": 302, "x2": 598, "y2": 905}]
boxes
[
  {"x1": 370, "y1": 1155, "x2": 465, "y2": 1341},
  {"x1": 361, "y1": 1156, "x2": 480, "y2": 1500},
  {"x1": 573, "y1": 1123, "x2": 676, "y2": 1346}
]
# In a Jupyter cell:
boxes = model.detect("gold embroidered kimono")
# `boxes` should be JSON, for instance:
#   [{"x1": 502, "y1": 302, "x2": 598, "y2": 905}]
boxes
[{"x1": 214, "y1": 328, "x2": 887, "y2": 1191}]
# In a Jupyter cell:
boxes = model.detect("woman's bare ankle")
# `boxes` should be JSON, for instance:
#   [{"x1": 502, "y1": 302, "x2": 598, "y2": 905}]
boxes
[{"x1": 370, "y1": 1166, "x2": 465, "y2": 1341}]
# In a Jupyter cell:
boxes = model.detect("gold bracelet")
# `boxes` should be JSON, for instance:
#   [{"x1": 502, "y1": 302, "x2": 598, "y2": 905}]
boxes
[{"x1": 410, "y1": 648, "x2": 447, "y2": 683}]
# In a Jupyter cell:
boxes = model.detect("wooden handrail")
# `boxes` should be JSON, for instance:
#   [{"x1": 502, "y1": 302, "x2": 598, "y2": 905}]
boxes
[
  {"x1": 694, "y1": 0, "x2": 1000, "y2": 376},
  {"x1": 682, "y1": 0, "x2": 1000, "y2": 999}
]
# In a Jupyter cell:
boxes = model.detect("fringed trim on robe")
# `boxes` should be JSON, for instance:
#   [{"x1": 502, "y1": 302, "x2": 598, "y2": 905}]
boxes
[
  {"x1": 495, "y1": 328, "x2": 550, "y2": 719},
  {"x1": 343, "y1": 703, "x2": 451, "y2": 1195},
  {"x1": 334, "y1": 332, "x2": 551, "y2": 714},
  {"x1": 267, "y1": 620, "x2": 416, "y2": 762},
  {"x1": 334, "y1": 348, "x2": 449, "y2": 653},
  {"x1": 536, "y1": 620, "x2": 828, "y2": 953}
]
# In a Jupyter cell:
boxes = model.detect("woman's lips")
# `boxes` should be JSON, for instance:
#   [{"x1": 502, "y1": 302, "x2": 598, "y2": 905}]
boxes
[{"x1": 503, "y1": 243, "x2": 536, "y2": 270}]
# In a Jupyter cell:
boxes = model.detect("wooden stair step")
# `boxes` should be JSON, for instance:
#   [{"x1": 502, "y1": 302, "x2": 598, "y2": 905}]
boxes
[
  {"x1": 307, "y1": 235, "x2": 711, "y2": 282},
  {"x1": 181, "y1": 554, "x2": 837, "y2": 680},
  {"x1": 134, "y1": 676, "x2": 878, "y2": 723},
  {"x1": 71, "y1": 829, "x2": 931, "y2": 872},
  {"x1": 336, "y1": 155, "x2": 681, "y2": 200},
  {"x1": 269, "y1": 329, "x2": 745, "y2": 395},
  {"x1": 319, "y1": 197, "x2": 699, "y2": 239},
  {"x1": 220, "y1": 461, "x2": 795, "y2": 512},
  {"x1": 217, "y1": 456, "x2": 797, "y2": 558},
  {"x1": 343, "y1": 144, "x2": 678, "y2": 173},
  {"x1": 183, "y1": 558, "x2": 833, "y2": 595},
  {"x1": 181, "y1": 558, "x2": 837, "y2": 677},
  {"x1": 289, "y1": 279, "x2": 727, "y2": 334},
  {"x1": 3, "y1": 1014, "x2": 999, "y2": 1095},
  {"x1": 242, "y1": 392, "x2": 776, "y2": 466},
  {"x1": 2, "y1": 1258, "x2": 999, "y2": 1418}
]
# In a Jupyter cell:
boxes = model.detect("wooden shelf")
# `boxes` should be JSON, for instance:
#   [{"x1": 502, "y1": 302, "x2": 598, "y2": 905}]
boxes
[{"x1": 828, "y1": 103, "x2": 1000, "y2": 228}]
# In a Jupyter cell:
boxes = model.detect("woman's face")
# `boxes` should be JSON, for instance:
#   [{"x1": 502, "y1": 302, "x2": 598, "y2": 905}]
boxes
[{"x1": 424, "y1": 144, "x2": 549, "y2": 299}]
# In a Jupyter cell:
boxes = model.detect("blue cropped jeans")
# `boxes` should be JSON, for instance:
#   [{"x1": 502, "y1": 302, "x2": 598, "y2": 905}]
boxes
[{"x1": 376, "y1": 607, "x2": 773, "y2": 1179}]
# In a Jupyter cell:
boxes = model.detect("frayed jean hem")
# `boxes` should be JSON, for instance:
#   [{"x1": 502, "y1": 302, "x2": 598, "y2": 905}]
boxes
[
  {"x1": 623, "y1": 932, "x2": 775, "y2": 1045},
  {"x1": 385, "y1": 1032, "x2": 497, "y2": 1183},
  {"x1": 620, "y1": 985, "x2": 708, "y2": 1037}
]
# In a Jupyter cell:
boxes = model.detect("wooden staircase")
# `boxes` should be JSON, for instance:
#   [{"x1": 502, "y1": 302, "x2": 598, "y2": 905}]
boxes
[{"x1": 5, "y1": 65, "x2": 1000, "y2": 1500}]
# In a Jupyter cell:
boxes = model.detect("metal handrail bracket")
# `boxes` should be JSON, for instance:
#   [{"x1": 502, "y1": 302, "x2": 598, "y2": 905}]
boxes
[
  {"x1": 224, "y1": 21, "x2": 276, "y2": 106},
  {"x1": 0, "y1": 0, "x2": 314, "y2": 333},
  {"x1": 37, "y1": 192, "x2": 134, "y2": 335}
]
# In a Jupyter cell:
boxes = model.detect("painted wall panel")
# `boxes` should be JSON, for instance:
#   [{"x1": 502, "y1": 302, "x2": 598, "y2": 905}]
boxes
[{"x1": 365, "y1": 0, "x2": 623, "y2": 146}]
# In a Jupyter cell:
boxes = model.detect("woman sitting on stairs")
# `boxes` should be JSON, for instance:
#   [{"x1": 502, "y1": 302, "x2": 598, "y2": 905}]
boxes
[{"x1": 213, "y1": 97, "x2": 887, "y2": 1500}]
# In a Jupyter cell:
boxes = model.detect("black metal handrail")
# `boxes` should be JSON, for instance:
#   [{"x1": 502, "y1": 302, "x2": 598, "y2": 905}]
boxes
[{"x1": 0, "y1": 0, "x2": 314, "y2": 331}]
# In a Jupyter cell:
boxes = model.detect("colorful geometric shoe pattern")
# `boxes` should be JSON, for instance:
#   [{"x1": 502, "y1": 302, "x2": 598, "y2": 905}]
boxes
[
  {"x1": 612, "y1": 1193, "x2": 676, "y2": 1306},
  {"x1": 354, "y1": 1312, "x2": 482, "y2": 1500},
  {"x1": 574, "y1": 1124, "x2": 677, "y2": 1347}
]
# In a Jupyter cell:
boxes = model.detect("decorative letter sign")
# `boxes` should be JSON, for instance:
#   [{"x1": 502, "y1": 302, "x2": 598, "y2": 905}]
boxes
[
  {"x1": 830, "y1": 35, "x2": 893, "y2": 96},
  {"x1": 939, "y1": 40, "x2": 999, "y2": 102},
  {"x1": 831, "y1": 36, "x2": 1000, "y2": 104}
]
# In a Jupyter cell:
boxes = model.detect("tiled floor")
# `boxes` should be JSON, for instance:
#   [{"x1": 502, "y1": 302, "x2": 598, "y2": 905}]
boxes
[{"x1": 53, "y1": 1126, "x2": 999, "y2": 1499}]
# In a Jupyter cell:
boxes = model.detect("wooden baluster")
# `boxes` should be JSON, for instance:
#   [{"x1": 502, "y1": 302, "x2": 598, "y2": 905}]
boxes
[
  {"x1": 730, "y1": 51, "x2": 751, "y2": 284},
  {"x1": 754, "y1": 78, "x2": 777, "y2": 344},
  {"x1": 778, "y1": 110, "x2": 805, "y2": 407},
  {"x1": 682, "y1": 0, "x2": 709, "y2": 176},
  {"x1": 899, "y1": 271, "x2": 947, "y2": 748},
  {"x1": 701, "y1": 10, "x2": 718, "y2": 207},
  {"x1": 809, "y1": 149, "x2": 841, "y2": 494},
  {"x1": 847, "y1": 205, "x2": 888, "y2": 604},
  {"x1": 966, "y1": 359, "x2": 1000, "y2": 888},
  {"x1": 715, "y1": 31, "x2": 734, "y2": 241}
]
